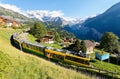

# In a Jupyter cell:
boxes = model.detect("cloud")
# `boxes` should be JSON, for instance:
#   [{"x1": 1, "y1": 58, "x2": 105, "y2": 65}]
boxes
[
  {"x1": 0, "y1": 3, "x2": 65, "y2": 18},
  {"x1": 80, "y1": 14, "x2": 98, "y2": 21},
  {"x1": 0, "y1": 3, "x2": 21, "y2": 13},
  {"x1": 27, "y1": 10, "x2": 64, "y2": 18},
  {"x1": 26, "y1": 10, "x2": 82, "y2": 23}
]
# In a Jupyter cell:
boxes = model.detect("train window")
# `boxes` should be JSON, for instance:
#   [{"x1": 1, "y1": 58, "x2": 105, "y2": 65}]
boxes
[
  {"x1": 65, "y1": 56, "x2": 85, "y2": 64},
  {"x1": 39, "y1": 47, "x2": 43, "y2": 52},
  {"x1": 32, "y1": 45, "x2": 35, "y2": 49},
  {"x1": 22, "y1": 43, "x2": 25, "y2": 47},
  {"x1": 31, "y1": 45, "x2": 33, "y2": 49},
  {"x1": 65, "y1": 56, "x2": 71, "y2": 60},
  {"x1": 36, "y1": 47, "x2": 39, "y2": 51},
  {"x1": 29, "y1": 44, "x2": 32, "y2": 49},
  {"x1": 32, "y1": 45, "x2": 34, "y2": 49},
  {"x1": 31, "y1": 45, "x2": 34, "y2": 49},
  {"x1": 24, "y1": 43, "x2": 27, "y2": 47},
  {"x1": 52, "y1": 54, "x2": 64, "y2": 60},
  {"x1": 45, "y1": 52, "x2": 48, "y2": 56},
  {"x1": 27, "y1": 44, "x2": 31, "y2": 48},
  {"x1": 85, "y1": 60, "x2": 90, "y2": 65},
  {"x1": 26, "y1": 43, "x2": 30, "y2": 48}
]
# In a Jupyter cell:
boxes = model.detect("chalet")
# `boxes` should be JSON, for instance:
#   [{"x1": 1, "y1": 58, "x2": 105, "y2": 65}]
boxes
[
  {"x1": 0, "y1": 17, "x2": 6, "y2": 26},
  {"x1": 64, "y1": 37, "x2": 70, "y2": 42},
  {"x1": 0, "y1": 16, "x2": 21, "y2": 27},
  {"x1": 40, "y1": 35, "x2": 54, "y2": 44},
  {"x1": 84, "y1": 40, "x2": 95, "y2": 54},
  {"x1": 64, "y1": 37, "x2": 76, "y2": 43},
  {"x1": 40, "y1": 32, "x2": 54, "y2": 44},
  {"x1": 4, "y1": 19, "x2": 13, "y2": 26}
]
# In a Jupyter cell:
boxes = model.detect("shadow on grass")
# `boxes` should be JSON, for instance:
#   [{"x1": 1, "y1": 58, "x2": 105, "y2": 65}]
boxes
[
  {"x1": 59, "y1": 62, "x2": 120, "y2": 79},
  {"x1": 90, "y1": 59, "x2": 97, "y2": 63}
]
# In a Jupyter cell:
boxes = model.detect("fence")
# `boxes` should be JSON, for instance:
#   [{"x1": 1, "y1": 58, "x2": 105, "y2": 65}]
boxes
[{"x1": 58, "y1": 62, "x2": 120, "y2": 79}]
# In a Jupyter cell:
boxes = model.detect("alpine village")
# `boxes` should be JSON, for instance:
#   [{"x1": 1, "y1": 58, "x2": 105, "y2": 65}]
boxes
[{"x1": 0, "y1": 1, "x2": 120, "y2": 79}]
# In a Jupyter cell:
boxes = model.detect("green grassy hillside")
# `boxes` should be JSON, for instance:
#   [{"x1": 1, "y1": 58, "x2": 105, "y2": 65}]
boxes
[{"x1": 0, "y1": 28, "x2": 94, "y2": 79}]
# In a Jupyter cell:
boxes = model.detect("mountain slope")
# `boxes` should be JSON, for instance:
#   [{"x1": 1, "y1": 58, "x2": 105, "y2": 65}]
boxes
[
  {"x1": 0, "y1": 6, "x2": 34, "y2": 23},
  {"x1": 0, "y1": 28, "x2": 94, "y2": 79},
  {"x1": 82, "y1": 2, "x2": 120, "y2": 40}
]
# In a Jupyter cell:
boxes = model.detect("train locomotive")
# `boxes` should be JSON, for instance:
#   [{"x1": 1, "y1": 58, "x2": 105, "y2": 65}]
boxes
[{"x1": 11, "y1": 33, "x2": 90, "y2": 67}]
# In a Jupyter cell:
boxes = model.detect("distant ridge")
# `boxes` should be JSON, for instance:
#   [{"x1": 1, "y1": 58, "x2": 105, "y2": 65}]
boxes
[
  {"x1": 64, "y1": 2, "x2": 120, "y2": 41},
  {"x1": 0, "y1": 6, "x2": 34, "y2": 23}
]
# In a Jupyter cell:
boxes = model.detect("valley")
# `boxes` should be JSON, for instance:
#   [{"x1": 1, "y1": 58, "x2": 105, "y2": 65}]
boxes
[{"x1": 0, "y1": 1, "x2": 120, "y2": 79}]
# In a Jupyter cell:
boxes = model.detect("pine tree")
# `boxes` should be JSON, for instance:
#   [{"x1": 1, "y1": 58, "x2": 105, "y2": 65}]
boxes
[
  {"x1": 30, "y1": 21, "x2": 47, "y2": 38},
  {"x1": 80, "y1": 40, "x2": 87, "y2": 53},
  {"x1": 51, "y1": 29, "x2": 61, "y2": 43},
  {"x1": 73, "y1": 39, "x2": 81, "y2": 52}
]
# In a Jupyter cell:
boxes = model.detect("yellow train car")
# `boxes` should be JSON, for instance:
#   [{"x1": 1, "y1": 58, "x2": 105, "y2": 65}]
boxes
[
  {"x1": 45, "y1": 48, "x2": 90, "y2": 67},
  {"x1": 65, "y1": 54, "x2": 90, "y2": 67},
  {"x1": 22, "y1": 41, "x2": 46, "y2": 55},
  {"x1": 45, "y1": 49, "x2": 66, "y2": 61}
]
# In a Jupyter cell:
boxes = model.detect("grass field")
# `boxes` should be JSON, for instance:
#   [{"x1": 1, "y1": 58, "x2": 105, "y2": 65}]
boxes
[
  {"x1": 0, "y1": 28, "x2": 94, "y2": 79},
  {"x1": 27, "y1": 32, "x2": 120, "y2": 77},
  {"x1": 91, "y1": 59, "x2": 120, "y2": 73},
  {"x1": 94, "y1": 49, "x2": 108, "y2": 55},
  {"x1": 27, "y1": 33, "x2": 37, "y2": 43},
  {"x1": 90, "y1": 51, "x2": 120, "y2": 78},
  {"x1": 89, "y1": 48, "x2": 120, "y2": 74}
]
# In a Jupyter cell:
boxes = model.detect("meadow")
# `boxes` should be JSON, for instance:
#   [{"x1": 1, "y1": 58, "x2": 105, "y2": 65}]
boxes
[
  {"x1": 27, "y1": 32, "x2": 120, "y2": 78},
  {"x1": 0, "y1": 28, "x2": 94, "y2": 79}
]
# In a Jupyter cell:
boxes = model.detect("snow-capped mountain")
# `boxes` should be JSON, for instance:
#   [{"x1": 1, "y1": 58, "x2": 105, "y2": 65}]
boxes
[
  {"x1": 26, "y1": 10, "x2": 86, "y2": 26},
  {"x1": 0, "y1": 3, "x2": 95, "y2": 26}
]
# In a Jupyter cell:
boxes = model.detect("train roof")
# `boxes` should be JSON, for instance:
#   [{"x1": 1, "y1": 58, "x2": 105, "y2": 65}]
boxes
[
  {"x1": 45, "y1": 49, "x2": 66, "y2": 56},
  {"x1": 23, "y1": 41, "x2": 46, "y2": 48},
  {"x1": 46, "y1": 47, "x2": 68, "y2": 53},
  {"x1": 46, "y1": 47, "x2": 76, "y2": 55}
]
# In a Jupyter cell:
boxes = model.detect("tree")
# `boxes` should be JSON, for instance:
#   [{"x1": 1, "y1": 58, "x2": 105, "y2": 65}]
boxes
[
  {"x1": 80, "y1": 40, "x2": 87, "y2": 53},
  {"x1": 73, "y1": 39, "x2": 81, "y2": 52},
  {"x1": 100, "y1": 32, "x2": 120, "y2": 53},
  {"x1": 64, "y1": 39, "x2": 81, "y2": 52},
  {"x1": 30, "y1": 21, "x2": 47, "y2": 38},
  {"x1": 51, "y1": 29, "x2": 61, "y2": 43}
]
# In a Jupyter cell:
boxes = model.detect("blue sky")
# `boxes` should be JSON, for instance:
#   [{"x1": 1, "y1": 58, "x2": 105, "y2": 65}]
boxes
[{"x1": 1, "y1": 0, "x2": 120, "y2": 18}]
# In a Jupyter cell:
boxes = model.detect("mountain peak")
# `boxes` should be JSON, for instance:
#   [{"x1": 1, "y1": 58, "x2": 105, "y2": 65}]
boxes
[
  {"x1": 26, "y1": 10, "x2": 85, "y2": 26},
  {"x1": 0, "y1": 5, "x2": 33, "y2": 23},
  {"x1": 82, "y1": 2, "x2": 120, "y2": 41},
  {"x1": 105, "y1": 2, "x2": 120, "y2": 14}
]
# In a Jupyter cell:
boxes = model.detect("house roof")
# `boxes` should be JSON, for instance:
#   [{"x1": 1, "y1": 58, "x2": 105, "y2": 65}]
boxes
[
  {"x1": 44, "y1": 35, "x2": 53, "y2": 39},
  {"x1": 84, "y1": 40, "x2": 95, "y2": 48},
  {"x1": 0, "y1": 16, "x2": 4, "y2": 19},
  {"x1": 0, "y1": 16, "x2": 20, "y2": 25},
  {"x1": 40, "y1": 35, "x2": 53, "y2": 39}
]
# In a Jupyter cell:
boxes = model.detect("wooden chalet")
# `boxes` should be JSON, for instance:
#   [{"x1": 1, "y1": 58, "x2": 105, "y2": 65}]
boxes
[
  {"x1": 0, "y1": 16, "x2": 21, "y2": 27},
  {"x1": 84, "y1": 40, "x2": 95, "y2": 54},
  {"x1": 40, "y1": 32, "x2": 54, "y2": 44}
]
